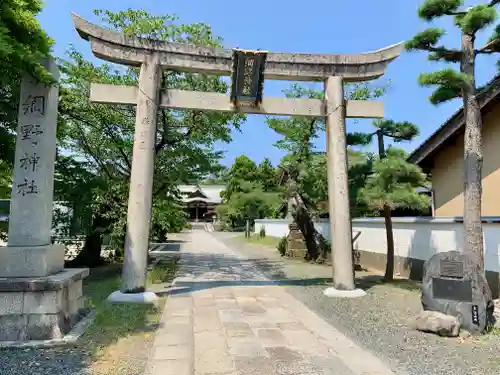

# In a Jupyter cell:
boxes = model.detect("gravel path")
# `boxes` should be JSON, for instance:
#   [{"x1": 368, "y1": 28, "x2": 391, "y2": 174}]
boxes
[
  {"x1": 0, "y1": 346, "x2": 91, "y2": 375},
  {"x1": 214, "y1": 232, "x2": 500, "y2": 375},
  {"x1": 0, "y1": 334, "x2": 155, "y2": 375}
]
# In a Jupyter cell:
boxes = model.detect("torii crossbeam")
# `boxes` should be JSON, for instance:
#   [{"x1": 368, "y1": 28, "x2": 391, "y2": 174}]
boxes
[{"x1": 72, "y1": 13, "x2": 403, "y2": 302}]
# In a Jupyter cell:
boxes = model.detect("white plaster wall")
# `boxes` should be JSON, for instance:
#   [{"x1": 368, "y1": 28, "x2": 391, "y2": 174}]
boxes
[
  {"x1": 255, "y1": 219, "x2": 331, "y2": 240},
  {"x1": 254, "y1": 218, "x2": 500, "y2": 273}
]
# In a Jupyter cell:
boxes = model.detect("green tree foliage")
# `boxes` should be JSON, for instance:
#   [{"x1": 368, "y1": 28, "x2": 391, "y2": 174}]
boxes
[
  {"x1": 358, "y1": 147, "x2": 429, "y2": 280},
  {"x1": 406, "y1": 0, "x2": 500, "y2": 269},
  {"x1": 269, "y1": 83, "x2": 387, "y2": 216},
  {"x1": 57, "y1": 9, "x2": 244, "y2": 265},
  {"x1": 352, "y1": 119, "x2": 429, "y2": 280},
  {"x1": 221, "y1": 155, "x2": 260, "y2": 201},
  {"x1": 219, "y1": 182, "x2": 280, "y2": 226},
  {"x1": 257, "y1": 158, "x2": 279, "y2": 192},
  {"x1": 347, "y1": 150, "x2": 376, "y2": 218},
  {"x1": 0, "y1": 0, "x2": 53, "y2": 83},
  {"x1": 217, "y1": 155, "x2": 280, "y2": 228},
  {"x1": 0, "y1": 0, "x2": 54, "y2": 198},
  {"x1": 359, "y1": 148, "x2": 429, "y2": 212},
  {"x1": 203, "y1": 165, "x2": 229, "y2": 185}
]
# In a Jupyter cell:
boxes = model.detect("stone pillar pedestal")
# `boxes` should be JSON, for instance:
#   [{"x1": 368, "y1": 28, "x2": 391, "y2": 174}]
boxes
[
  {"x1": 0, "y1": 59, "x2": 88, "y2": 342},
  {"x1": 0, "y1": 268, "x2": 89, "y2": 341}
]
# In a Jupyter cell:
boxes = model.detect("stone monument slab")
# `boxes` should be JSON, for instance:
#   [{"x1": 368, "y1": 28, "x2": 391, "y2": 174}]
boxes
[
  {"x1": 421, "y1": 251, "x2": 494, "y2": 334},
  {"x1": 0, "y1": 244, "x2": 64, "y2": 278}
]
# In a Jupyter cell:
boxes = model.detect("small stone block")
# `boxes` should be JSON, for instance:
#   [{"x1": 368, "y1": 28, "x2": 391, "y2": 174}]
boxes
[
  {"x1": 410, "y1": 310, "x2": 460, "y2": 337},
  {"x1": 26, "y1": 313, "x2": 66, "y2": 340},
  {"x1": 23, "y1": 290, "x2": 63, "y2": 314},
  {"x1": 0, "y1": 292, "x2": 23, "y2": 315},
  {"x1": 0, "y1": 315, "x2": 28, "y2": 341}
]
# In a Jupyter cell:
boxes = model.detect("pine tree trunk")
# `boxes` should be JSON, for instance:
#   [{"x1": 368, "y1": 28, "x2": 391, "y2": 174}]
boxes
[
  {"x1": 376, "y1": 130, "x2": 395, "y2": 280},
  {"x1": 68, "y1": 214, "x2": 106, "y2": 267},
  {"x1": 461, "y1": 32, "x2": 484, "y2": 270},
  {"x1": 383, "y1": 205, "x2": 395, "y2": 281}
]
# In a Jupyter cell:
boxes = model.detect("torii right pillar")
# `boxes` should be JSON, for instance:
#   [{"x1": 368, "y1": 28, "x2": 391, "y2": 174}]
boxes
[{"x1": 324, "y1": 76, "x2": 365, "y2": 297}]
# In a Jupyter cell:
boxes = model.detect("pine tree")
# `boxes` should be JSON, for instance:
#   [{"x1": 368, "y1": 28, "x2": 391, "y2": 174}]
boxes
[
  {"x1": 351, "y1": 120, "x2": 429, "y2": 280},
  {"x1": 406, "y1": 0, "x2": 500, "y2": 270}
]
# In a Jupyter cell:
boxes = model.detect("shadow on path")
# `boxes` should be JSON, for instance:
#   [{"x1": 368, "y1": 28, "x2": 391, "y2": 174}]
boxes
[
  {"x1": 153, "y1": 251, "x2": 331, "y2": 296},
  {"x1": 159, "y1": 277, "x2": 331, "y2": 296}
]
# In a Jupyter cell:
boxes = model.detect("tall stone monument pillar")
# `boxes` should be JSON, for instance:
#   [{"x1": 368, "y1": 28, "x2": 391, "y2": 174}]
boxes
[
  {"x1": 0, "y1": 59, "x2": 88, "y2": 343},
  {"x1": 3, "y1": 59, "x2": 64, "y2": 275}
]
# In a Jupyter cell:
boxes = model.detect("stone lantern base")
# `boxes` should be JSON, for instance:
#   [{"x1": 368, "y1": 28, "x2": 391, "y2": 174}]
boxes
[{"x1": 286, "y1": 223, "x2": 307, "y2": 259}]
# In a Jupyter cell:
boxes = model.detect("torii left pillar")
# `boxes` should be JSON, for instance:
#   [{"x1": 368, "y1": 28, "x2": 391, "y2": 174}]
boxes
[{"x1": 107, "y1": 55, "x2": 161, "y2": 305}]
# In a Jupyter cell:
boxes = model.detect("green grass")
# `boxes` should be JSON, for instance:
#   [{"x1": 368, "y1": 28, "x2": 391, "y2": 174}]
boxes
[
  {"x1": 148, "y1": 259, "x2": 178, "y2": 284},
  {"x1": 237, "y1": 233, "x2": 281, "y2": 248},
  {"x1": 81, "y1": 259, "x2": 178, "y2": 354},
  {"x1": 485, "y1": 323, "x2": 500, "y2": 336}
]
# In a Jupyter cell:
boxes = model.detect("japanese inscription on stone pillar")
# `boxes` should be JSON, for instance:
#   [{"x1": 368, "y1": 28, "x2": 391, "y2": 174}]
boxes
[{"x1": 8, "y1": 59, "x2": 60, "y2": 247}]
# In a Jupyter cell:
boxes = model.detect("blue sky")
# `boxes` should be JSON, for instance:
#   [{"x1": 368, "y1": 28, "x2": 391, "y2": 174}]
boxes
[{"x1": 38, "y1": 0, "x2": 499, "y2": 167}]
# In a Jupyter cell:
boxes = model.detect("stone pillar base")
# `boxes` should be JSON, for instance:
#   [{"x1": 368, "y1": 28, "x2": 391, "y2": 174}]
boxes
[
  {"x1": 0, "y1": 244, "x2": 65, "y2": 278},
  {"x1": 107, "y1": 290, "x2": 159, "y2": 307},
  {"x1": 0, "y1": 268, "x2": 89, "y2": 341}
]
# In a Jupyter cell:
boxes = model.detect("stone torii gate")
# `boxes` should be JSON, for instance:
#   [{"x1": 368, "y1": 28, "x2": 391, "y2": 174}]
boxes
[{"x1": 72, "y1": 13, "x2": 403, "y2": 301}]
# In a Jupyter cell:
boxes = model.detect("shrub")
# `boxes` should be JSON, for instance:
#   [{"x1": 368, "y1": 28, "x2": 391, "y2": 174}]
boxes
[
  {"x1": 277, "y1": 235, "x2": 287, "y2": 256},
  {"x1": 185, "y1": 222, "x2": 193, "y2": 229},
  {"x1": 259, "y1": 226, "x2": 266, "y2": 238}
]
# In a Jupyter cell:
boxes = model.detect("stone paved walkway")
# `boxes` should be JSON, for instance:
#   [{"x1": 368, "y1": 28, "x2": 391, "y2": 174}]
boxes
[{"x1": 145, "y1": 230, "x2": 401, "y2": 375}]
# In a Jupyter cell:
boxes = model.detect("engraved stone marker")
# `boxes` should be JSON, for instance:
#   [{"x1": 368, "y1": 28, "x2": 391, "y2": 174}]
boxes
[
  {"x1": 8, "y1": 60, "x2": 59, "y2": 247},
  {"x1": 421, "y1": 251, "x2": 494, "y2": 333},
  {"x1": 0, "y1": 58, "x2": 89, "y2": 343},
  {"x1": 0, "y1": 58, "x2": 65, "y2": 278}
]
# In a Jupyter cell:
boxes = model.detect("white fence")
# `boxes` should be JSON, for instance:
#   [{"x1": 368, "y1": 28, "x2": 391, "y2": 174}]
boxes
[{"x1": 254, "y1": 217, "x2": 500, "y2": 273}]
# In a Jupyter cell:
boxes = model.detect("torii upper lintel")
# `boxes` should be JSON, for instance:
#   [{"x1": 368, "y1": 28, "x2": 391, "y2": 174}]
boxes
[{"x1": 71, "y1": 13, "x2": 404, "y2": 82}]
